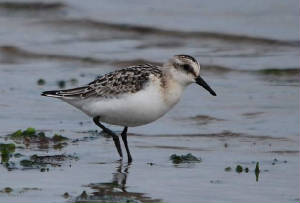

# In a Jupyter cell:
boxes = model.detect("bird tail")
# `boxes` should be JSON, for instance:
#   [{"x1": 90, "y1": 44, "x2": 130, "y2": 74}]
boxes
[
  {"x1": 41, "y1": 86, "x2": 89, "y2": 98},
  {"x1": 41, "y1": 90, "x2": 63, "y2": 98}
]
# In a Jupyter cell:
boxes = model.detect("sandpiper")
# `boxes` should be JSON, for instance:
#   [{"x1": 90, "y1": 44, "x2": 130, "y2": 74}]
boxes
[{"x1": 42, "y1": 55, "x2": 216, "y2": 162}]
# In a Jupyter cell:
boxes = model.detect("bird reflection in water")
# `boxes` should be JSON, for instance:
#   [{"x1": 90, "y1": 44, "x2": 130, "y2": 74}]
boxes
[
  {"x1": 113, "y1": 161, "x2": 130, "y2": 192},
  {"x1": 76, "y1": 161, "x2": 161, "y2": 203}
]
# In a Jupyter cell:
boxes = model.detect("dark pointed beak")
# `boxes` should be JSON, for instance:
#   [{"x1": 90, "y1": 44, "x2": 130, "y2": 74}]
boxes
[{"x1": 195, "y1": 76, "x2": 217, "y2": 96}]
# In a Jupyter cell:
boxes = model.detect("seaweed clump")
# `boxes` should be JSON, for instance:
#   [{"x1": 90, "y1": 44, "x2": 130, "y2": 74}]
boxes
[
  {"x1": 0, "y1": 143, "x2": 16, "y2": 164},
  {"x1": 52, "y1": 134, "x2": 69, "y2": 142},
  {"x1": 8, "y1": 128, "x2": 69, "y2": 150},
  {"x1": 170, "y1": 153, "x2": 201, "y2": 164},
  {"x1": 9, "y1": 127, "x2": 45, "y2": 140},
  {"x1": 20, "y1": 154, "x2": 78, "y2": 169}
]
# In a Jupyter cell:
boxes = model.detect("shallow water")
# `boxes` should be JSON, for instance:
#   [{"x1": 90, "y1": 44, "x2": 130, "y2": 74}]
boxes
[{"x1": 0, "y1": 0, "x2": 299, "y2": 202}]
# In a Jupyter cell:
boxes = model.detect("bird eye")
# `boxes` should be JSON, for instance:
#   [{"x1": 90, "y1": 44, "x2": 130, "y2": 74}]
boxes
[{"x1": 182, "y1": 64, "x2": 190, "y2": 72}]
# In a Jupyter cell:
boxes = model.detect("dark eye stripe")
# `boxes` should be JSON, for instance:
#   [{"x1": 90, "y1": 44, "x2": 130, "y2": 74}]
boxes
[
  {"x1": 182, "y1": 64, "x2": 197, "y2": 77},
  {"x1": 182, "y1": 64, "x2": 191, "y2": 72}
]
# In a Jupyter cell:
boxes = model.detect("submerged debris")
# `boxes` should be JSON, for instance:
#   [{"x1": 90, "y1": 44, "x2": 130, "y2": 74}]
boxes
[
  {"x1": 56, "y1": 78, "x2": 79, "y2": 88},
  {"x1": 37, "y1": 78, "x2": 46, "y2": 86},
  {"x1": 20, "y1": 159, "x2": 37, "y2": 167},
  {"x1": 258, "y1": 68, "x2": 300, "y2": 76},
  {"x1": 186, "y1": 115, "x2": 225, "y2": 125},
  {"x1": 19, "y1": 187, "x2": 42, "y2": 193},
  {"x1": 170, "y1": 153, "x2": 201, "y2": 164},
  {"x1": 242, "y1": 112, "x2": 264, "y2": 119},
  {"x1": 209, "y1": 180, "x2": 222, "y2": 184},
  {"x1": 0, "y1": 2, "x2": 65, "y2": 10},
  {"x1": 0, "y1": 187, "x2": 41, "y2": 195},
  {"x1": 53, "y1": 142, "x2": 68, "y2": 150},
  {"x1": 63, "y1": 192, "x2": 70, "y2": 199},
  {"x1": 13, "y1": 153, "x2": 23, "y2": 158},
  {"x1": 52, "y1": 134, "x2": 68, "y2": 142},
  {"x1": 71, "y1": 130, "x2": 101, "y2": 143},
  {"x1": 69, "y1": 78, "x2": 78, "y2": 86},
  {"x1": 226, "y1": 162, "x2": 261, "y2": 182},
  {"x1": 0, "y1": 187, "x2": 13, "y2": 193},
  {"x1": 57, "y1": 80, "x2": 66, "y2": 88},
  {"x1": 79, "y1": 191, "x2": 88, "y2": 200},
  {"x1": 20, "y1": 154, "x2": 78, "y2": 169},
  {"x1": 255, "y1": 162, "x2": 260, "y2": 182}
]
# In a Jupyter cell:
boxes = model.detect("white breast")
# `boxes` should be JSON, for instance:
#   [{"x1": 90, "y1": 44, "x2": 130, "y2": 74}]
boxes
[{"x1": 65, "y1": 76, "x2": 184, "y2": 127}]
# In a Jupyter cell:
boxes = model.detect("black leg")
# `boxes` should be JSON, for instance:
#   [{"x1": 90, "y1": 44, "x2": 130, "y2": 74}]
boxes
[
  {"x1": 121, "y1": 126, "x2": 132, "y2": 163},
  {"x1": 93, "y1": 116, "x2": 123, "y2": 158}
]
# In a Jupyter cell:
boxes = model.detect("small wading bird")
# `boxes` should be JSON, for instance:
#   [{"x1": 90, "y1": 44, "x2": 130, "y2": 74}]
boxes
[{"x1": 42, "y1": 55, "x2": 216, "y2": 162}]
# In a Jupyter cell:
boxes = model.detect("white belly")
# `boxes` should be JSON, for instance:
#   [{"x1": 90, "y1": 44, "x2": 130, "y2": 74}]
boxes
[{"x1": 65, "y1": 82, "x2": 182, "y2": 127}]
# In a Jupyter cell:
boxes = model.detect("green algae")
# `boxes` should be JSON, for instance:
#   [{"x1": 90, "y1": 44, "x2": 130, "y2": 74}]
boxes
[
  {"x1": 37, "y1": 78, "x2": 46, "y2": 85},
  {"x1": 9, "y1": 127, "x2": 40, "y2": 140},
  {"x1": 20, "y1": 159, "x2": 36, "y2": 167},
  {"x1": 0, "y1": 143, "x2": 16, "y2": 163},
  {"x1": 57, "y1": 80, "x2": 66, "y2": 88},
  {"x1": 235, "y1": 165, "x2": 243, "y2": 173},
  {"x1": 170, "y1": 153, "x2": 201, "y2": 164},
  {"x1": 7, "y1": 128, "x2": 69, "y2": 150},
  {"x1": 52, "y1": 134, "x2": 68, "y2": 142},
  {"x1": 255, "y1": 162, "x2": 260, "y2": 182}
]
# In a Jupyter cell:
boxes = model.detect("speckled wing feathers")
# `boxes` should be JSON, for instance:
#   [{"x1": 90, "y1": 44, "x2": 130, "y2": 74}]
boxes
[{"x1": 53, "y1": 64, "x2": 163, "y2": 99}]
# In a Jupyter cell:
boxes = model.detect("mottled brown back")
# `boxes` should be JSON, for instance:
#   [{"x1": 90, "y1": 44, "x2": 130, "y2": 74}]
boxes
[{"x1": 45, "y1": 64, "x2": 163, "y2": 99}]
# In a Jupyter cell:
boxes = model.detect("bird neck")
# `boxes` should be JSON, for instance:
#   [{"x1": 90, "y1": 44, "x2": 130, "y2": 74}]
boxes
[{"x1": 161, "y1": 75, "x2": 185, "y2": 108}]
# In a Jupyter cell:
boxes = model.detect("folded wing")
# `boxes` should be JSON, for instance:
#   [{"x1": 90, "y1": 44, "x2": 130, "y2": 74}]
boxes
[{"x1": 41, "y1": 64, "x2": 162, "y2": 99}]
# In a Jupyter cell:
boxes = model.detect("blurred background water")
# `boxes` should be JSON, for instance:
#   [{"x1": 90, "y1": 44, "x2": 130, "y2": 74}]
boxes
[{"x1": 0, "y1": 0, "x2": 299, "y2": 202}]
